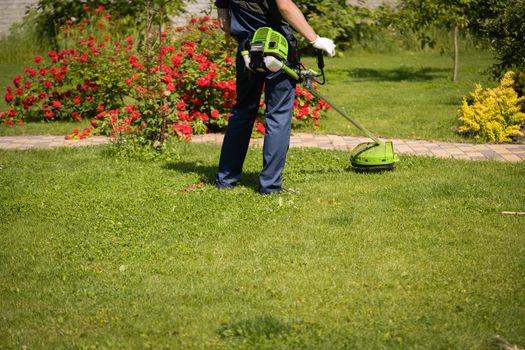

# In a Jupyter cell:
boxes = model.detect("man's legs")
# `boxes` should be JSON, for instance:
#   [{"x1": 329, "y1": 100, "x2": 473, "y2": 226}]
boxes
[
  {"x1": 258, "y1": 72, "x2": 296, "y2": 194},
  {"x1": 215, "y1": 56, "x2": 264, "y2": 188}
]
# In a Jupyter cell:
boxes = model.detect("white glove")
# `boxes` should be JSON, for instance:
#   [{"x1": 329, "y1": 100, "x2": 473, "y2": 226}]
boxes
[{"x1": 310, "y1": 36, "x2": 336, "y2": 57}]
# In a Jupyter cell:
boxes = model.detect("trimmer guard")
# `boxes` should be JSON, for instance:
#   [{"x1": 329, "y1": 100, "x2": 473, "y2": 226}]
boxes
[{"x1": 350, "y1": 141, "x2": 400, "y2": 170}]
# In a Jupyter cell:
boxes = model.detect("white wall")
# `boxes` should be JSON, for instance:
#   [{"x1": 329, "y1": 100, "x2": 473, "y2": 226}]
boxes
[{"x1": 0, "y1": 0, "x2": 38, "y2": 34}]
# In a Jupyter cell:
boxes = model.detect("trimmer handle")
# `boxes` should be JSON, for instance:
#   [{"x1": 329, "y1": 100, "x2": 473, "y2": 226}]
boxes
[{"x1": 316, "y1": 50, "x2": 325, "y2": 71}]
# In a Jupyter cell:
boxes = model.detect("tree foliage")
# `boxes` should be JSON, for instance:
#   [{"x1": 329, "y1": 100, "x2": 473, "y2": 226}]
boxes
[
  {"x1": 481, "y1": 0, "x2": 525, "y2": 82},
  {"x1": 294, "y1": 0, "x2": 375, "y2": 52}
]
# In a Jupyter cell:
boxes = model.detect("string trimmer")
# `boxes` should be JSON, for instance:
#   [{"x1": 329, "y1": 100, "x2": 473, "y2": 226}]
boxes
[{"x1": 243, "y1": 27, "x2": 400, "y2": 171}]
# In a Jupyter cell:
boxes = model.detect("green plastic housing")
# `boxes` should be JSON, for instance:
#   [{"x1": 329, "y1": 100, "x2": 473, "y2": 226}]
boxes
[
  {"x1": 350, "y1": 141, "x2": 400, "y2": 167},
  {"x1": 250, "y1": 27, "x2": 289, "y2": 61}
]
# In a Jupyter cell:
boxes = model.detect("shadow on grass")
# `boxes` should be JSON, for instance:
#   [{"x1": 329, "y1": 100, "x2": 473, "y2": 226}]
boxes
[
  {"x1": 332, "y1": 67, "x2": 449, "y2": 82},
  {"x1": 163, "y1": 161, "x2": 260, "y2": 190}
]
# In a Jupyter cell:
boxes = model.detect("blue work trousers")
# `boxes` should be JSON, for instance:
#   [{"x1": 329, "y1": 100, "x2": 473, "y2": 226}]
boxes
[{"x1": 215, "y1": 54, "x2": 296, "y2": 194}]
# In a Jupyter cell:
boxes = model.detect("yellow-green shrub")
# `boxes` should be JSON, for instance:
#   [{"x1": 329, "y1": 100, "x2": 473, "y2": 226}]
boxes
[{"x1": 457, "y1": 71, "x2": 525, "y2": 143}]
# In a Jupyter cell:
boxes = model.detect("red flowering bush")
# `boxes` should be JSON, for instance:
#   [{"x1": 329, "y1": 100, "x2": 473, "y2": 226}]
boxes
[
  {"x1": 1, "y1": 8, "x2": 329, "y2": 141},
  {"x1": 1, "y1": 8, "x2": 135, "y2": 129}
]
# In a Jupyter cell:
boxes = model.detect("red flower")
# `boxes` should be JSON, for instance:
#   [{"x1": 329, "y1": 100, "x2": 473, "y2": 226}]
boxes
[
  {"x1": 197, "y1": 78, "x2": 210, "y2": 88},
  {"x1": 211, "y1": 110, "x2": 219, "y2": 119},
  {"x1": 256, "y1": 121, "x2": 266, "y2": 134},
  {"x1": 72, "y1": 96, "x2": 81, "y2": 104},
  {"x1": 177, "y1": 111, "x2": 189, "y2": 121},
  {"x1": 8, "y1": 109, "x2": 16, "y2": 117},
  {"x1": 177, "y1": 101, "x2": 186, "y2": 110},
  {"x1": 171, "y1": 55, "x2": 183, "y2": 68},
  {"x1": 83, "y1": 5, "x2": 90, "y2": 11},
  {"x1": 44, "y1": 110, "x2": 54, "y2": 119},
  {"x1": 13, "y1": 75, "x2": 22, "y2": 87},
  {"x1": 95, "y1": 6, "x2": 105, "y2": 13},
  {"x1": 71, "y1": 111, "x2": 82, "y2": 121},
  {"x1": 83, "y1": 128, "x2": 91, "y2": 135},
  {"x1": 172, "y1": 123, "x2": 193, "y2": 140},
  {"x1": 126, "y1": 36, "x2": 133, "y2": 44},
  {"x1": 52, "y1": 101, "x2": 62, "y2": 108},
  {"x1": 34, "y1": 56, "x2": 42, "y2": 63},
  {"x1": 4, "y1": 93, "x2": 14, "y2": 103}
]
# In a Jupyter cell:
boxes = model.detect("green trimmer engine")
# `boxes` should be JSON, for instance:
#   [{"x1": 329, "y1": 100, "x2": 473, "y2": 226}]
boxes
[{"x1": 245, "y1": 27, "x2": 400, "y2": 171}]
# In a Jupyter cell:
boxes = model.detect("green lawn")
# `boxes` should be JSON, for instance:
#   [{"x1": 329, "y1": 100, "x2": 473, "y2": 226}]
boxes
[
  {"x1": 1, "y1": 50, "x2": 495, "y2": 141},
  {"x1": 299, "y1": 50, "x2": 495, "y2": 141},
  {"x1": 1, "y1": 144, "x2": 523, "y2": 349}
]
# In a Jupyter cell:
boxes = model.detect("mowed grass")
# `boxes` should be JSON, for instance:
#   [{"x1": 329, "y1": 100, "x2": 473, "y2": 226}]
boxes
[
  {"x1": 1, "y1": 143, "x2": 524, "y2": 349},
  {"x1": 299, "y1": 50, "x2": 495, "y2": 141},
  {"x1": 1, "y1": 50, "x2": 495, "y2": 140}
]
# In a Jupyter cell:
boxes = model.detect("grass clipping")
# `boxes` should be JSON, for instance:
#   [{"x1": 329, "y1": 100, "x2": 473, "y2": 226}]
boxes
[{"x1": 458, "y1": 71, "x2": 525, "y2": 143}]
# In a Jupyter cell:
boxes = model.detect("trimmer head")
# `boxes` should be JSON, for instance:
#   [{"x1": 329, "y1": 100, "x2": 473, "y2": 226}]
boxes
[{"x1": 350, "y1": 141, "x2": 399, "y2": 172}]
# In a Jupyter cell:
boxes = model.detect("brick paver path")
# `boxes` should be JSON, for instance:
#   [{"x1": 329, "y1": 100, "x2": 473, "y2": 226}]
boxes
[{"x1": 1, "y1": 134, "x2": 524, "y2": 162}]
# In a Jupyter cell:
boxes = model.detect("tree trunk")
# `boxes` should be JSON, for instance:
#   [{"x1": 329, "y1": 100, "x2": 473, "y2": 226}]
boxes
[{"x1": 453, "y1": 25, "x2": 459, "y2": 82}]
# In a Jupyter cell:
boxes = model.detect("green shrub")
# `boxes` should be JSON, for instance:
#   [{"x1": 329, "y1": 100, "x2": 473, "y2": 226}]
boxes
[
  {"x1": 295, "y1": 0, "x2": 375, "y2": 52},
  {"x1": 457, "y1": 71, "x2": 525, "y2": 143}
]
